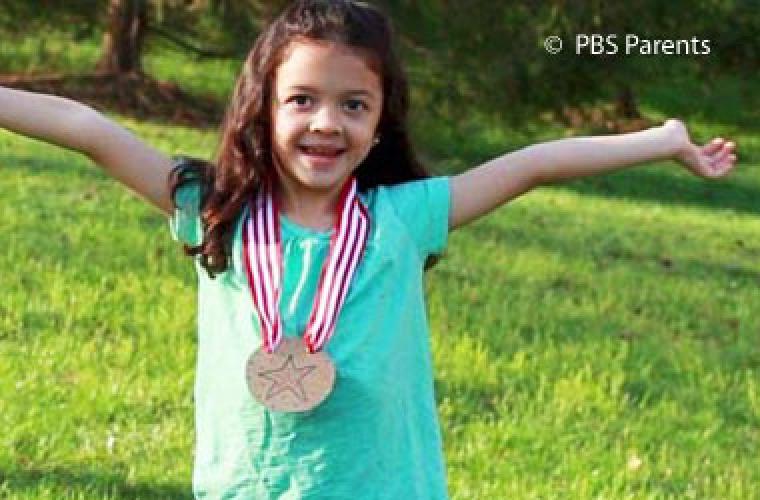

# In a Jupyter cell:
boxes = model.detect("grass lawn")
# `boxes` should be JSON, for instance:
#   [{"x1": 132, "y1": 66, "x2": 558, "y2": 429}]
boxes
[{"x1": 1, "y1": 31, "x2": 760, "y2": 500}]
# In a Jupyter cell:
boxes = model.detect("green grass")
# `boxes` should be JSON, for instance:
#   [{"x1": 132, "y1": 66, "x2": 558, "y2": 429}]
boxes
[
  {"x1": 0, "y1": 121, "x2": 207, "y2": 500},
  {"x1": 430, "y1": 189, "x2": 760, "y2": 498},
  {"x1": 2, "y1": 30, "x2": 760, "y2": 500}
]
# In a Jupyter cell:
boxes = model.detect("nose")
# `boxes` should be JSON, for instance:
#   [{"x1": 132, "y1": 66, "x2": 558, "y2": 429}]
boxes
[{"x1": 309, "y1": 104, "x2": 342, "y2": 135}]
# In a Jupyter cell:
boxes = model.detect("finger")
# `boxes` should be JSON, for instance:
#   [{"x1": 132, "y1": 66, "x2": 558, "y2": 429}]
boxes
[
  {"x1": 706, "y1": 140, "x2": 735, "y2": 162},
  {"x1": 702, "y1": 137, "x2": 725, "y2": 155}
]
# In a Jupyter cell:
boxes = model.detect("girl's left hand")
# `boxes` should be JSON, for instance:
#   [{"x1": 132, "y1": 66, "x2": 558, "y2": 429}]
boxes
[{"x1": 664, "y1": 118, "x2": 737, "y2": 178}]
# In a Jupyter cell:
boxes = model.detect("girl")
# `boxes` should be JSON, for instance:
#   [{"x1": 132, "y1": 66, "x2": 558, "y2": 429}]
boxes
[{"x1": 0, "y1": 0, "x2": 737, "y2": 498}]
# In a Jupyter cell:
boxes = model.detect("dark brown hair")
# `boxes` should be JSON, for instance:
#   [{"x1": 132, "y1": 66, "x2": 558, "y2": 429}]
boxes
[{"x1": 169, "y1": 0, "x2": 439, "y2": 278}]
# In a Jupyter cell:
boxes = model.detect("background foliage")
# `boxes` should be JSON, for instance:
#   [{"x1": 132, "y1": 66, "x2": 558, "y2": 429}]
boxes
[{"x1": 2, "y1": 0, "x2": 758, "y2": 123}]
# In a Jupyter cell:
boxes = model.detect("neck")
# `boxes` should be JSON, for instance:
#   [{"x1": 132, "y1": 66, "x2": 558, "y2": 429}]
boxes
[{"x1": 274, "y1": 177, "x2": 348, "y2": 231}]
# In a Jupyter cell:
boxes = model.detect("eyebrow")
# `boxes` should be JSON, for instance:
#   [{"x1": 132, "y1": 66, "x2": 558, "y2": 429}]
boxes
[{"x1": 285, "y1": 85, "x2": 377, "y2": 99}]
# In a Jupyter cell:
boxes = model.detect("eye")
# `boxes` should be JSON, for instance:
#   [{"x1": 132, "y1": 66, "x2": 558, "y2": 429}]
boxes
[
  {"x1": 344, "y1": 99, "x2": 368, "y2": 112},
  {"x1": 288, "y1": 95, "x2": 312, "y2": 108}
]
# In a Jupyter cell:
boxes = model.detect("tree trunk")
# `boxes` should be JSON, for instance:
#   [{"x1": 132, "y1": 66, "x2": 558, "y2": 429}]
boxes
[
  {"x1": 96, "y1": 0, "x2": 148, "y2": 75},
  {"x1": 615, "y1": 84, "x2": 640, "y2": 119}
]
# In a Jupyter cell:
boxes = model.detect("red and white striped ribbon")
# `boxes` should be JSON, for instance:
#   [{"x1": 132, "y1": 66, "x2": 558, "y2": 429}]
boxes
[{"x1": 242, "y1": 177, "x2": 370, "y2": 354}]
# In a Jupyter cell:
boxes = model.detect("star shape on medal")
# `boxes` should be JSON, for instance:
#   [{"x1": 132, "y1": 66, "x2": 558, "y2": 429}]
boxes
[{"x1": 258, "y1": 354, "x2": 317, "y2": 402}]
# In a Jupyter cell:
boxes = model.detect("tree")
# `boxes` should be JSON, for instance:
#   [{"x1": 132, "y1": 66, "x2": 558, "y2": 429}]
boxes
[
  {"x1": 0, "y1": 0, "x2": 265, "y2": 125},
  {"x1": 96, "y1": 0, "x2": 148, "y2": 75}
]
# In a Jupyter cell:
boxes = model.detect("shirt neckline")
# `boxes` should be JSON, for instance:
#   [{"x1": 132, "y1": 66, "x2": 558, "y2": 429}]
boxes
[
  {"x1": 259, "y1": 191, "x2": 370, "y2": 240},
  {"x1": 280, "y1": 213, "x2": 334, "y2": 239}
]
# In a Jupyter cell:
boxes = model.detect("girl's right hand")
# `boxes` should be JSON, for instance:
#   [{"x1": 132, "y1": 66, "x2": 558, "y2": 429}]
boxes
[{"x1": 0, "y1": 87, "x2": 175, "y2": 215}]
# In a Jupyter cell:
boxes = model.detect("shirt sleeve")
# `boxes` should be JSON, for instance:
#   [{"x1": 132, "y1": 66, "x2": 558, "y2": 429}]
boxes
[
  {"x1": 384, "y1": 176, "x2": 451, "y2": 260},
  {"x1": 167, "y1": 178, "x2": 203, "y2": 246}
]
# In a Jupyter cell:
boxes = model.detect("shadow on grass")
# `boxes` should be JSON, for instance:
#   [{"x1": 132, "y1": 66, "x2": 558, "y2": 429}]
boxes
[
  {"x1": 556, "y1": 167, "x2": 760, "y2": 218},
  {"x1": 0, "y1": 465, "x2": 191, "y2": 499},
  {"x1": 459, "y1": 217, "x2": 760, "y2": 287},
  {"x1": 0, "y1": 153, "x2": 116, "y2": 179}
]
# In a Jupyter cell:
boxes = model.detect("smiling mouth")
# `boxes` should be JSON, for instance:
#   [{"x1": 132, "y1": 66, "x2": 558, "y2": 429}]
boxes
[
  {"x1": 298, "y1": 145, "x2": 346, "y2": 157},
  {"x1": 298, "y1": 146, "x2": 346, "y2": 169},
  {"x1": 298, "y1": 146, "x2": 346, "y2": 163}
]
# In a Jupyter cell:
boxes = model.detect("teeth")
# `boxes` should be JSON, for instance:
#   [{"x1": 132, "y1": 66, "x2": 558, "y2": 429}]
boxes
[{"x1": 303, "y1": 146, "x2": 341, "y2": 155}]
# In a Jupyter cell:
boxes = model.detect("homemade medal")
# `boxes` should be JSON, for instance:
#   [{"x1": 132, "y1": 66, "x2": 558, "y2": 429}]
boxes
[
  {"x1": 242, "y1": 177, "x2": 370, "y2": 412},
  {"x1": 246, "y1": 337, "x2": 335, "y2": 412}
]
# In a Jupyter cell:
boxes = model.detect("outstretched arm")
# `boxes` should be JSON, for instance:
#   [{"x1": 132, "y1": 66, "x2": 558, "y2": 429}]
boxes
[
  {"x1": 0, "y1": 86, "x2": 175, "y2": 215},
  {"x1": 448, "y1": 119, "x2": 737, "y2": 231}
]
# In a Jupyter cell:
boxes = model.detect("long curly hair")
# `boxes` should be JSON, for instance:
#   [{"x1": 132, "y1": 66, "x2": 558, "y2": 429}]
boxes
[{"x1": 169, "y1": 0, "x2": 440, "y2": 278}]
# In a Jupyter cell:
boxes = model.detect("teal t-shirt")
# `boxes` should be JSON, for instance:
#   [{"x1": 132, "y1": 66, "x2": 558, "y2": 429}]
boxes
[{"x1": 169, "y1": 176, "x2": 451, "y2": 499}]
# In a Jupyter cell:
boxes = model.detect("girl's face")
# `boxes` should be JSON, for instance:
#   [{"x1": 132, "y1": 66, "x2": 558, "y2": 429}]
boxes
[{"x1": 269, "y1": 40, "x2": 383, "y2": 202}]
